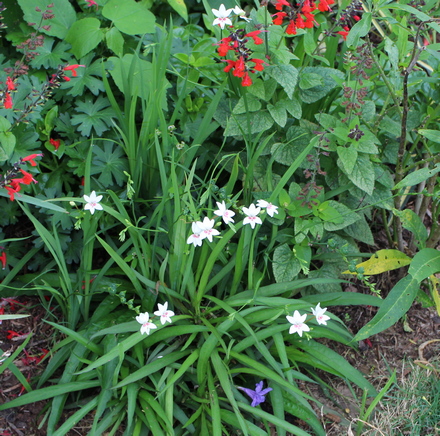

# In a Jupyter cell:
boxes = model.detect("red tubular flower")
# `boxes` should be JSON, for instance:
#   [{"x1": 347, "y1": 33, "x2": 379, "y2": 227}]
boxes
[
  {"x1": 0, "y1": 252, "x2": 6, "y2": 269},
  {"x1": 233, "y1": 56, "x2": 246, "y2": 78},
  {"x1": 245, "y1": 30, "x2": 264, "y2": 45},
  {"x1": 63, "y1": 64, "x2": 85, "y2": 80},
  {"x1": 337, "y1": 30, "x2": 349, "y2": 39},
  {"x1": 274, "y1": 0, "x2": 290, "y2": 11},
  {"x1": 22, "y1": 153, "x2": 43, "y2": 166},
  {"x1": 4, "y1": 92, "x2": 12, "y2": 109},
  {"x1": 273, "y1": 11, "x2": 287, "y2": 25},
  {"x1": 18, "y1": 169, "x2": 37, "y2": 185},
  {"x1": 218, "y1": 37, "x2": 233, "y2": 56},
  {"x1": 242, "y1": 73, "x2": 252, "y2": 87},
  {"x1": 296, "y1": 14, "x2": 305, "y2": 29},
  {"x1": 250, "y1": 58, "x2": 266, "y2": 72},
  {"x1": 317, "y1": 0, "x2": 334, "y2": 12},
  {"x1": 223, "y1": 60, "x2": 236, "y2": 73},
  {"x1": 6, "y1": 77, "x2": 15, "y2": 91},
  {"x1": 286, "y1": 20, "x2": 297, "y2": 34},
  {"x1": 353, "y1": 15, "x2": 361, "y2": 21},
  {"x1": 49, "y1": 138, "x2": 61, "y2": 150},
  {"x1": 6, "y1": 185, "x2": 20, "y2": 201}
]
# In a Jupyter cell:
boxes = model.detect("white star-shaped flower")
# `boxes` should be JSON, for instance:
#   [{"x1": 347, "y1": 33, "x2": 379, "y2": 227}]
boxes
[
  {"x1": 242, "y1": 203, "x2": 262, "y2": 229},
  {"x1": 154, "y1": 302, "x2": 175, "y2": 325},
  {"x1": 83, "y1": 191, "x2": 103, "y2": 215},
  {"x1": 187, "y1": 222, "x2": 204, "y2": 247},
  {"x1": 214, "y1": 201, "x2": 235, "y2": 224},
  {"x1": 212, "y1": 4, "x2": 233, "y2": 29},
  {"x1": 311, "y1": 303, "x2": 330, "y2": 325},
  {"x1": 256, "y1": 200, "x2": 279, "y2": 217},
  {"x1": 286, "y1": 310, "x2": 310, "y2": 337},
  {"x1": 232, "y1": 6, "x2": 251, "y2": 21},
  {"x1": 196, "y1": 217, "x2": 221, "y2": 242},
  {"x1": 136, "y1": 312, "x2": 157, "y2": 335}
]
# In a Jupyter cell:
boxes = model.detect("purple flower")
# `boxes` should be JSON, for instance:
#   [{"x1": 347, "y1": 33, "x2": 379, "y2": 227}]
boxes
[{"x1": 237, "y1": 381, "x2": 272, "y2": 407}]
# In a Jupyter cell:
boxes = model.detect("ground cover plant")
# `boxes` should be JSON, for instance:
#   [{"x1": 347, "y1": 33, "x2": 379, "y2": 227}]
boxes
[{"x1": 0, "y1": 0, "x2": 440, "y2": 434}]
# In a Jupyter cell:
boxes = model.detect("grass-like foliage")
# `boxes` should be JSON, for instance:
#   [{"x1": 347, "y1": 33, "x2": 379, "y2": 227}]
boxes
[{"x1": 0, "y1": 0, "x2": 439, "y2": 434}]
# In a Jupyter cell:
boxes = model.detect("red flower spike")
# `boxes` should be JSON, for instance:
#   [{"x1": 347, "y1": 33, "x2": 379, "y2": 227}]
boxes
[
  {"x1": 296, "y1": 14, "x2": 305, "y2": 29},
  {"x1": 49, "y1": 138, "x2": 61, "y2": 150},
  {"x1": 242, "y1": 73, "x2": 253, "y2": 87},
  {"x1": 6, "y1": 77, "x2": 15, "y2": 91},
  {"x1": 245, "y1": 30, "x2": 264, "y2": 45},
  {"x1": 4, "y1": 92, "x2": 12, "y2": 109},
  {"x1": 218, "y1": 37, "x2": 233, "y2": 56},
  {"x1": 0, "y1": 252, "x2": 5, "y2": 270},
  {"x1": 18, "y1": 169, "x2": 37, "y2": 185},
  {"x1": 22, "y1": 154, "x2": 43, "y2": 166},
  {"x1": 337, "y1": 30, "x2": 349, "y2": 40}
]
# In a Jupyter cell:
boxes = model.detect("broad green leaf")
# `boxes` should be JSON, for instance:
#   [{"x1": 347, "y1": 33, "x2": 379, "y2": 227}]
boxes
[
  {"x1": 232, "y1": 95, "x2": 261, "y2": 114},
  {"x1": 322, "y1": 201, "x2": 359, "y2": 231},
  {"x1": 419, "y1": 129, "x2": 440, "y2": 143},
  {"x1": 30, "y1": 39, "x2": 70, "y2": 69},
  {"x1": 271, "y1": 127, "x2": 310, "y2": 166},
  {"x1": 344, "y1": 249, "x2": 411, "y2": 275},
  {"x1": 299, "y1": 72, "x2": 323, "y2": 89},
  {"x1": 393, "y1": 209, "x2": 428, "y2": 247},
  {"x1": 394, "y1": 163, "x2": 440, "y2": 190},
  {"x1": 337, "y1": 145, "x2": 357, "y2": 174},
  {"x1": 344, "y1": 214, "x2": 375, "y2": 245},
  {"x1": 408, "y1": 248, "x2": 440, "y2": 282},
  {"x1": 224, "y1": 111, "x2": 274, "y2": 137},
  {"x1": 17, "y1": 0, "x2": 76, "y2": 39},
  {"x1": 354, "y1": 275, "x2": 418, "y2": 340},
  {"x1": 267, "y1": 103, "x2": 287, "y2": 127},
  {"x1": 299, "y1": 67, "x2": 344, "y2": 103},
  {"x1": 346, "y1": 12, "x2": 372, "y2": 48},
  {"x1": 341, "y1": 153, "x2": 375, "y2": 195},
  {"x1": 279, "y1": 98, "x2": 302, "y2": 119},
  {"x1": 0, "y1": 131, "x2": 16, "y2": 162},
  {"x1": 265, "y1": 65, "x2": 298, "y2": 99},
  {"x1": 105, "y1": 27, "x2": 125, "y2": 57},
  {"x1": 167, "y1": 0, "x2": 188, "y2": 20},
  {"x1": 102, "y1": 0, "x2": 156, "y2": 35},
  {"x1": 273, "y1": 243, "x2": 301, "y2": 283},
  {"x1": 65, "y1": 18, "x2": 103, "y2": 59}
]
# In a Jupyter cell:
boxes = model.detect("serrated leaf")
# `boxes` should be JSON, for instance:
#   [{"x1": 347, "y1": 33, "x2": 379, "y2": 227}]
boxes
[
  {"x1": 65, "y1": 18, "x2": 103, "y2": 59},
  {"x1": 341, "y1": 153, "x2": 375, "y2": 195},
  {"x1": 271, "y1": 127, "x2": 310, "y2": 166},
  {"x1": 30, "y1": 38, "x2": 71, "y2": 69},
  {"x1": 102, "y1": 0, "x2": 155, "y2": 35},
  {"x1": 273, "y1": 244, "x2": 301, "y2": 283},
  {"x1": 265, "y1": 65, "x2": 298, "y2": 99},
  {"x1": 63, "y1": 55, "x2": 105, "y2": 97},
  {"x1": 92, "y1": 142, "x2": 129, "y2": 187},
  {"x1": 71, "y1": 96, "x2": 116, "y2": 136},
  {"x1": 354, "y1": 275, "x2": 418, "y2": 340},
  {"x1": 337, "y1": 145, "x2": 357, "y2": 174},
  {"x1": 345, "y1": 249, "x2": 411, "y2": 275},
  {"x1": 232, "y1": 95, "x2": 261, "y2": 114}
]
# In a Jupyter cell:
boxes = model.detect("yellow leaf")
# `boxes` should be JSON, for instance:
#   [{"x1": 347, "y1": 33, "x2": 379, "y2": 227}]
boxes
[{"x1": 343, "y1": 249, "x2": 411, "y2": 275}]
